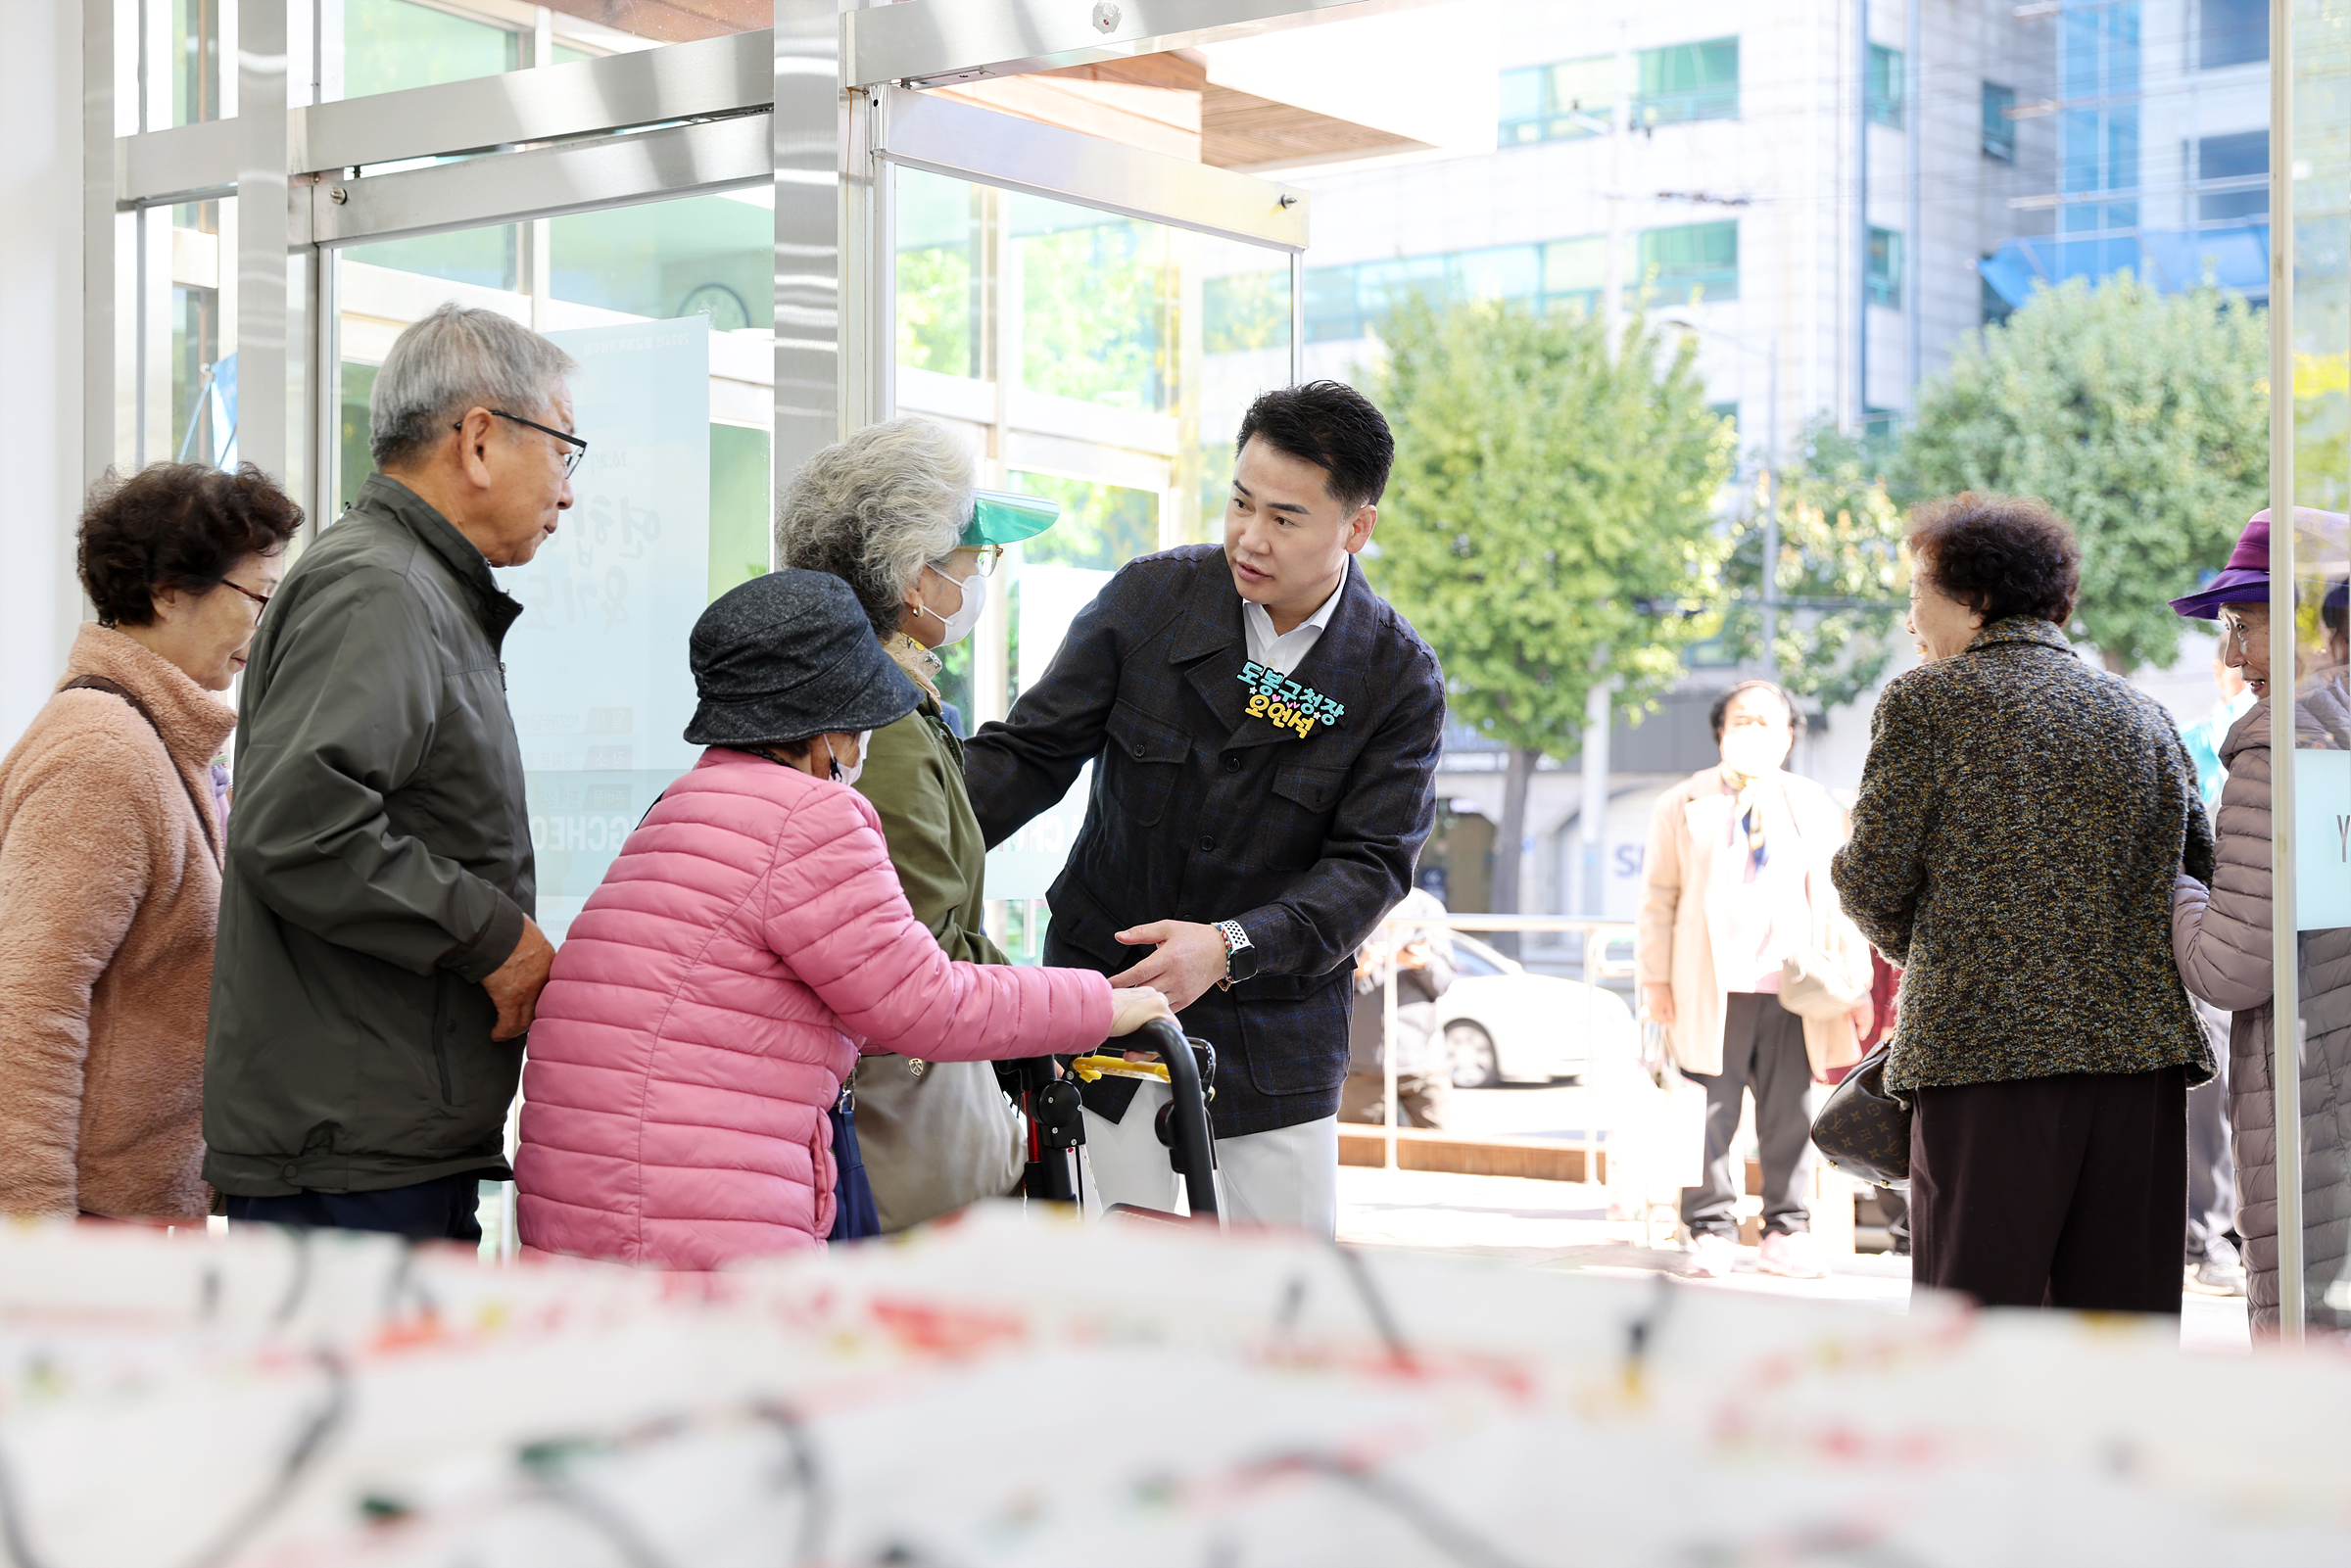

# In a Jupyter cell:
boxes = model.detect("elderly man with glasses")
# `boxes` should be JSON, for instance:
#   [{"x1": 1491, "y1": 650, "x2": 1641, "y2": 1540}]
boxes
[{"x1": 204, "y1": 300, "x2": 580, "y2": 1242}]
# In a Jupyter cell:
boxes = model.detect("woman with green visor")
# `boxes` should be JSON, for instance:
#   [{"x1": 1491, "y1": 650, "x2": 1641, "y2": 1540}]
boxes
[{"x1": 774, "y1": 416, "x2": 1060, "y2": 1230}]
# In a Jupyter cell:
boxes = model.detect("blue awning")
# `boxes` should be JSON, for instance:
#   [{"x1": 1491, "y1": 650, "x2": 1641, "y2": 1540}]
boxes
[{"x1": 1979, "y1": 224, "x2": 2271, "y2": 309}]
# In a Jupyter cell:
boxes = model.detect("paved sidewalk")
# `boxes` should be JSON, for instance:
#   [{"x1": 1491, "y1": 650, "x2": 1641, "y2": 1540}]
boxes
[{"x1": 1336, "y1": 1164, "x2": 2253, "y2": 1353}]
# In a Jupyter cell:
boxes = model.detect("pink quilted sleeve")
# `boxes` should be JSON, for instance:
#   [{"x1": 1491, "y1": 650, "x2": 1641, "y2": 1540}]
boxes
[{"x1": 758, "y1": 785, "x2": 1113, "y2": 1061}]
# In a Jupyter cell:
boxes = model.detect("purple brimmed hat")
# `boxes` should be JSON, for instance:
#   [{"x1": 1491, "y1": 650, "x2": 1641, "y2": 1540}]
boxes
[{"x1": 2171, "y1": 511, "x2": 2275, "y2": 620}]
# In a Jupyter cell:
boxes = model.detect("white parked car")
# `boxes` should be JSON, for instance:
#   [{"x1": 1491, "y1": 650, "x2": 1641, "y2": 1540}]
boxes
[{"x1": 1438, "y1": 933, "x2": 1639, "y2": 1088}]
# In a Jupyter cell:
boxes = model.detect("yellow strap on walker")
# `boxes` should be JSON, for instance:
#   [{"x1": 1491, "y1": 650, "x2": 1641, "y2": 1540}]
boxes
[{"x1": 1068, "y1": 1053, "x2": 1170, "y2": 1084}]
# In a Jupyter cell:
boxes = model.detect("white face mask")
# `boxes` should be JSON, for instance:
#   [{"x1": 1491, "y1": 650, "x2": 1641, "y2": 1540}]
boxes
[
  {"x1": 1720, "y1": 727, "x2": 1789, "y2": 780},
  {"x1": 917, "y1": 562, "x2": 987, "y2": 646},
  {"x1": 828, "y1": 729, "x2": 873, "y2": 788}
]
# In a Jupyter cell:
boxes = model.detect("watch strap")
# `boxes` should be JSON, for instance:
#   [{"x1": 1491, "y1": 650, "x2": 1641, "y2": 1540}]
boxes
[{"x1": 1214, "y1": 919, "x2": 1256, "y2": 990}]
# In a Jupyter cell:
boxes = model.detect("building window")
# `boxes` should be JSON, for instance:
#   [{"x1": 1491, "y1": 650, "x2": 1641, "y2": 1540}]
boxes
[
  {"x1": 2196, "y1": 129, "x2": 2270, "y2": 223},
  {"x1": 1867, "y1": 227, "x2": 1902, "y2": 308},
  {"x1": 1981, "y1": 266, "x2": 2015, "y2": 327},
  {"x1": 1500, "y1": 55, "x2": 1616, "y2": 145},
  {"x1": 1299, "y1": 237, "x2": 1612, "y2": 342},
  {"x1": 1542, "y1": 236, "x2": 1607, "y2": 314},
  {"x1": 1633, "y1": 38, "x2": 1739, "y2": 127},
  {"x1": 1867, "y1": 44, "x2": 1904, "y2": 127},
  {"x1": 1638, "y1": 221, "x2": 1739, "y2": 303},
  {"x1": 2199, "y1": 0, "x2": 2269, "y2": 69},
  {"x1": 1982, "y1": 82, "x2": 2017, "y2": 162}
]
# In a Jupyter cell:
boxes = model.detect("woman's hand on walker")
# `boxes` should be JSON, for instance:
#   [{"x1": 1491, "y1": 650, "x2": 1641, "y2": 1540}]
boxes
[{"x1": 1108, "y1": 986, "x2": 1177, "y2": 1036}]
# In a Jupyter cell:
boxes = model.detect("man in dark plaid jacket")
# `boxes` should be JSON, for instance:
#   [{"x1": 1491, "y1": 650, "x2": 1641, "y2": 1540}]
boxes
[{"x1": 964, "y1": 382, "x2": 1444, "y2": 1234}]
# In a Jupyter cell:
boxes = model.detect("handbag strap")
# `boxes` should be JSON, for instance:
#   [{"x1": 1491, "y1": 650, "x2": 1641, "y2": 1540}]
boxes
[{"x1": 60, "y1": 675, "x2": 222, "y2": 868}]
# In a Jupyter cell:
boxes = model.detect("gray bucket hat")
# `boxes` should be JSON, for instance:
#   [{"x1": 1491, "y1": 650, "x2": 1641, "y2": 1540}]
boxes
[{"x1": 684, "y1": 569, "x2": 921, "y2": 747}]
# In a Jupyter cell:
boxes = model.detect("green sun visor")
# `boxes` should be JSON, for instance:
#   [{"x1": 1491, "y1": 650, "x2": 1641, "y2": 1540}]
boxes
[{"x1": 961, "y1": 489, "x2": 1062, "y2": 548}]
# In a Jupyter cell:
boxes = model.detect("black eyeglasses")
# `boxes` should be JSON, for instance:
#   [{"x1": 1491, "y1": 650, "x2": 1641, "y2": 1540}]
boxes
[{"x1": 454, "y1": 409, "x2": 588, "y2": 477}]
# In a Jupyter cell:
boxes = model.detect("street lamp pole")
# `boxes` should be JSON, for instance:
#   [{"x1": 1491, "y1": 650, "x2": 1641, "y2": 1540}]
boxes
[{"x1": 1661, "y1": 318, "x2": 1782, "y2": 679}]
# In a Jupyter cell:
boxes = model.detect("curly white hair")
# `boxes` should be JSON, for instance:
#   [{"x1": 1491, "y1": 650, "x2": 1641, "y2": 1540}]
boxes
[{"x1": 773, "y1": 416, "x2": 977, "y2": 640}]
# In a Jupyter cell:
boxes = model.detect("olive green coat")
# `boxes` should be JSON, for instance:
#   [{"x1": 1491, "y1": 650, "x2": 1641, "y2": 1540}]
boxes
[
  {"x1": 1831, "y1": 616, "x2": 2216, "y2": 1098},
  {"x1": 850, "y1": 683, "x2": 1022, "y2": 1229},
  {"x1": 854, "y1": 695, "x2": 1006, "y2": 967}
]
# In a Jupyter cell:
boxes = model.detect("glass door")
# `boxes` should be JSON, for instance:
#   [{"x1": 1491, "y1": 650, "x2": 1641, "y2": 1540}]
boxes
[
  {"x1": 327, "y1": 190, "x2": 777, "y2": 940},
  {"x1": 882, "y1": 156, "x2": 1300, "y2": 960}
]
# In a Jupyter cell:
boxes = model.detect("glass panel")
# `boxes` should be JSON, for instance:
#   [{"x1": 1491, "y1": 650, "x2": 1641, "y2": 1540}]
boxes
[
  {"x1": 172, "y1": 0, "x2": 229, "y2": 126},
  {"x1": 1633, "y1": 37, "x2": 1739, "y2": 127},
  {"x1": 2201, "y1": 0, "x2": 2269, "y2": 69},
  {"x1": 335, "y1": 0, "x2": 516, "y2": 99},
  {"x1": 346, "y1": 229, "x2": 518, "y2": 292},
  {"x1": 2198, "y1": 129, "x2": 2271, "y2": 224},
  {"x1": 169, "y1": 200, "x2": 228, "y2": 464},
  {"x1": 1500, "y1": 54, "x2": 1614, "y2": 145},
  {"x1": 330, "y1": 191, "x2": 774, "y2": 939},
  {"x1": 1638, "y1": 219, "x2": 1740, "y2": 304},
  {"x1": 317, "y1": 0, "x2": 766, "y2": 104},
  {"x1": 2288, "y1": 0, "x2": 2351, "y2": 1332},
  {"x1": 890, "y1": 167, "x2": 1294, "y2": 957},
  {"x1": 1867, "y1": 226, "x2": 1903, "y2": 308},
  {"x1": 1983, "y1": 82, "x2": 2017, "y2": 162},
  {"x1": 1866, "y1": 43, "x2": 1903, "y2": 127}
]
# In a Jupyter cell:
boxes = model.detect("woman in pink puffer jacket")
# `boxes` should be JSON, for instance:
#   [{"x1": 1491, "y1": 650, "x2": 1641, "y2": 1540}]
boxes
[{"x1": 516, "y1": 572, "x2": 1171, "y2": 1270}]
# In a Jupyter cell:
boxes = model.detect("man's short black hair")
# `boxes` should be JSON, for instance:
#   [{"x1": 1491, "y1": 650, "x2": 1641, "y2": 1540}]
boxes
[
  {"x1": 1709, "y1": 680, "x2": 1805, "y2": 742},
  {"x1": 1233, "y1": 381, "x2": 1394, "y2": 514}
]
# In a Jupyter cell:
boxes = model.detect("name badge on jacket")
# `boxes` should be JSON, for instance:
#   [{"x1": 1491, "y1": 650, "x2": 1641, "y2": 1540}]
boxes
[{"x1": 1238, "y1": 661, "x2": 1344, "y2": 739}]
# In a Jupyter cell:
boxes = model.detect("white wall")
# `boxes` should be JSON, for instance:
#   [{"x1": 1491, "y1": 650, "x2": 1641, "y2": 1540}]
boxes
[{"x1": 0, "y1": 0, "x2": 91, "y2": 744}]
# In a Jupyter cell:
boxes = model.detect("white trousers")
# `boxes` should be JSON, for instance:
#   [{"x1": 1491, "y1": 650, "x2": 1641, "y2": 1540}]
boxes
[{"x1": 1080, "y1": 1081, "x2": 1339, "y2": 1238}]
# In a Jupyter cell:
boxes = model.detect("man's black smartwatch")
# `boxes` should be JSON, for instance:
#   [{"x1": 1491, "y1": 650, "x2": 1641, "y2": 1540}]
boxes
[{"x1": 1214, "y1": 920, "x2": 1259, "y2": 989}]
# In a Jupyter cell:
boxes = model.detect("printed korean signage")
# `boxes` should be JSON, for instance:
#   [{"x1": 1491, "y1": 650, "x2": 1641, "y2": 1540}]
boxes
[{"x1": 506, "y1": 316, "x2": 710, "y2": 940}]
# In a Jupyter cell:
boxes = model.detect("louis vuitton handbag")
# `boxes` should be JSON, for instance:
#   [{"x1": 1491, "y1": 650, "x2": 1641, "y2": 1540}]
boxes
[{"x1": 1808, "y1": 1045, "x2": 1910, "y2": 1190}]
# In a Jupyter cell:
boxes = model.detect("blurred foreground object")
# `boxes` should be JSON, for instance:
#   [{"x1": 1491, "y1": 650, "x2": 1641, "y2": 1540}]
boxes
[{"x1": 1, "y1": 1212, "x2": 2349, "y2": 1565}]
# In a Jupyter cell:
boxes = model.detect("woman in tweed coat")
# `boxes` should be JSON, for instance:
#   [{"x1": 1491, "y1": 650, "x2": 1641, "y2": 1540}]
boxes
[{"x1": 1832, "y1": 494, "x2": 2214, "y2": 1315}]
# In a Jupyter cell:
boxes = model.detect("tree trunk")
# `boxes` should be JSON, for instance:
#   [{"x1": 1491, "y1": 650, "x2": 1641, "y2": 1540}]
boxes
[
  {"x1": 2101, "y1": 645, "x2": 2131, "y2": 675},
  {"x1": 1491, "y1": 746, "x2": 1538, "y2": 958}
]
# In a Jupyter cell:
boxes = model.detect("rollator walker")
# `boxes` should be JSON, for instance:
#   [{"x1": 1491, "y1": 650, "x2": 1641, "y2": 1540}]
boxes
[{"x1": 995, "y1": 1018, "x2": 1221, "y2": 1225}]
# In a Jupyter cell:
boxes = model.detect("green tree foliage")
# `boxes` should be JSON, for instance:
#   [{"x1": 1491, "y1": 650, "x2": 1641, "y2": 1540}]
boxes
[
  {"x1": 1897, "y1": 274, "x2": 2268, "y2": 673},
  {"x1": 1715, "y1": 417, "x2": 1907, "y2": 710},
  {"x1": 1367, "y1": 293, "x2": 1735, "y2": 913}
]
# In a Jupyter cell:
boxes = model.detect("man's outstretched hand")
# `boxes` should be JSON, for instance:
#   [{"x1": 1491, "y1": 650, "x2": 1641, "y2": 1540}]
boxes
[{"x1": 1109, "y1": 920, "x2": 1231, "y2": 1014}]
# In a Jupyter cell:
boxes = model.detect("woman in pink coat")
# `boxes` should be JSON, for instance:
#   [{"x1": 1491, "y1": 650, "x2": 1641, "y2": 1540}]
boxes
[{"x1": 515, "y1": 571, "x2": 1171, "y2": 1270}]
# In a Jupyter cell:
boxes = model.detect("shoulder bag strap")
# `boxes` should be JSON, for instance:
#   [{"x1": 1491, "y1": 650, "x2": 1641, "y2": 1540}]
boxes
[{"x1": 60, "y1": 675, "x2": 222, "y2": 867}]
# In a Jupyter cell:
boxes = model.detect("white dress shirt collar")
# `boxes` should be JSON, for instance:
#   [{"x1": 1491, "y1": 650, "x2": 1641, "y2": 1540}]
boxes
[{"x1": 1242, "y1": 558, "x2": 1349, "y2": 677}]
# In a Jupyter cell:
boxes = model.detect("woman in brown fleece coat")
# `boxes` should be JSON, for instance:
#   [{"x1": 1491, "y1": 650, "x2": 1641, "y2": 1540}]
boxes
[{"x1": 0, "y1": 464, "x2": 299, "y2": 1220}]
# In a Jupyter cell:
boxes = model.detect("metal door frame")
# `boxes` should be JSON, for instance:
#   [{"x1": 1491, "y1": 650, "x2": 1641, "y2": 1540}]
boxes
[{"x1": 92, "y1": 0, "x2": 1367, "y2": 536}]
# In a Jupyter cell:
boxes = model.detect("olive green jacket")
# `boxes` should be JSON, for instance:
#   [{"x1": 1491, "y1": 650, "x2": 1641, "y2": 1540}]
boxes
[
  {"x1": 854, "y1": 694, "x2": 1007, "y2": 967},
  {"x1": 850, "y1": 679, "x2": 1024, "y2": 1231},
  {"x1": 1831, "y1": 616, "x2": 2215, "y2": 1097},
  {"x1": 204, "y1": 475, "x2": 534, "y2": 1196}
]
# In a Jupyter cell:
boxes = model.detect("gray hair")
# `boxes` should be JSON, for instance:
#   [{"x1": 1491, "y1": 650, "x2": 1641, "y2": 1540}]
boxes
[
  {"x1": 369, "y1": 301, "x2": 578, "y2": 470},
  {"x1": 774, "y1": 417, "x2": 975, "y2": 640}
]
